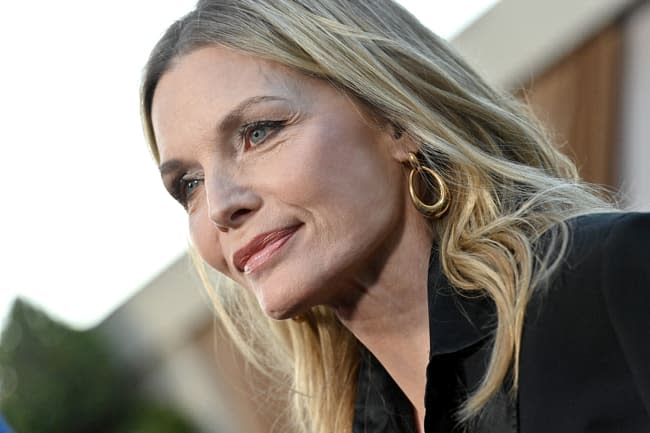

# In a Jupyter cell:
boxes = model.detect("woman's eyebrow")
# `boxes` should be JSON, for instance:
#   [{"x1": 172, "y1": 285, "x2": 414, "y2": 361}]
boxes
[
  {"x1": 159, "y1": 158, "x2": 184, "y2": 178},
  {"x1": 216, "y1": 95, "x2": 290, "y2": 134}
]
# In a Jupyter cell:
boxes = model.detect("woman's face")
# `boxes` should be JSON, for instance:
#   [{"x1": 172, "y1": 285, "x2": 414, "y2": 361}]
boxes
[{"x1": 151, "y1": 46, "x2": 417, "y2": 319}]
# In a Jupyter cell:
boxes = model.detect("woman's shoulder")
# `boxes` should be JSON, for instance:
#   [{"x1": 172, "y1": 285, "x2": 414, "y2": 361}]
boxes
[
  {"x1": 563, "y1": 211, "x2": 650, "y2": 259},
  {"x1": 551, "y1": 211, "x2": 649, "y2": 300},
  {"x1": 532, "y1": 211, "x2": 649, "y2": 287},
  {"x1": 518, "y1": 211, "x2": 650, "y2": 431},
  {"x1": 527, "y1": 210, "x2": 649, "y2": 337}
]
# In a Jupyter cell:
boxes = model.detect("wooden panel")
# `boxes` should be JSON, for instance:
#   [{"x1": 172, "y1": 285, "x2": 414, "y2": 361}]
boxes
[{"x1": 522, "y1": 24, "x2": 623, "y2": 187}]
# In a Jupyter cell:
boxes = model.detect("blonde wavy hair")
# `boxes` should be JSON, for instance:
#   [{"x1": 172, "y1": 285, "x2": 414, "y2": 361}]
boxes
[{"x1": 141, "y1": 1, "x2": 613, "y2": 432}]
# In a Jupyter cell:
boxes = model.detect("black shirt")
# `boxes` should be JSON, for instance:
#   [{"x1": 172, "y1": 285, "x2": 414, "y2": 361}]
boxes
[{"x1": 352, "y1": 212, "x2": 650, "y2": 433}]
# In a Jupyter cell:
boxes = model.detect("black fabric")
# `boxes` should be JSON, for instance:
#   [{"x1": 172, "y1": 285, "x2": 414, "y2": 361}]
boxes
[
  {"x1": 423, "y1": 246, "x2": 512, "y2": 433},
  {"x1": 518, "y1": 212, "x2": 650, "y2": 433},
  {"x1": 352, "y1": 212, "x2": 650, "y2": 433},
  {"x1": 426, "y1": 249, "x2": 496, "y2": 357},
  {"x1": 353, "y1": 348, "x2": 416, "y2": 433}
]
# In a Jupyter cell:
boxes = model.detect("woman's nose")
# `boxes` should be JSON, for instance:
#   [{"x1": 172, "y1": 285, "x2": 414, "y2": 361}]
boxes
[{"x1": 205, "y1": 177, "x2": 261, "y2": 232}]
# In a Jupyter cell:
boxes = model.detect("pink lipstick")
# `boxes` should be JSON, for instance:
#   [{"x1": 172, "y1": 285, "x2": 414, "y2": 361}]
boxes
[{"x1": 233, "y1": 225, "x2": 301, "y2": 273}]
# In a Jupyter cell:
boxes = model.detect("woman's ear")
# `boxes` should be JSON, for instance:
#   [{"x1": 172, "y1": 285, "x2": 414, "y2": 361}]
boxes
[
  {"x1": 388, "y1": 123, "x2": 419, "y2": 164},
  {"x1": 392, "y1": 123, "x2": 404, "y2": 140}
]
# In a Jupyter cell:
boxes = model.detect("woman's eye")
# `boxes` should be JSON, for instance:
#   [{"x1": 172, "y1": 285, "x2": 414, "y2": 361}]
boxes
[
  {"x1": 242, "y1": 120, "x2": 284, "y2": 148},
  {"x1": 249, "y1": 125, "x2": 271, "y2": 145},
  {"x1": 174, "y1": 176, "x2": 202, "y2": 208},
  {"x1": 184, "y1": 178, "x2": 201, "y2": 196}
]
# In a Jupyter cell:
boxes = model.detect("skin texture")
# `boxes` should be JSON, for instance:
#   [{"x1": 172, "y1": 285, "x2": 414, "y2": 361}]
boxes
[{"x1": 151, "y1": 46, "x2": 434, "y2": 431}]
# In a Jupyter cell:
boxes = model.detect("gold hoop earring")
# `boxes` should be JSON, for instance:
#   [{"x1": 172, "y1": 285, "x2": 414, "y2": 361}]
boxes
[
  {"x1": 292, "y1": 315, "x2": 306, "y2": 323},
  {"x1": 408, "y1": 152, "x2": 450, "y2": 218}
]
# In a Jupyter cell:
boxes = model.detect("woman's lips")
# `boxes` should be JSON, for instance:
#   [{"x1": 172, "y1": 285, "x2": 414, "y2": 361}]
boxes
[{"x1": 233, "y1": 225, "x2": 301, "y2": 274}]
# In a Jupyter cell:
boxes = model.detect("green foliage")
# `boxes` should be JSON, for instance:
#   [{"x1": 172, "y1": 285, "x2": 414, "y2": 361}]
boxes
[
  {"x1": 0, "y1": 299, "x2": 197, "y2": 433},
  {"x1": 113, "y1": 402, "x2": 198, "y2": 433}
]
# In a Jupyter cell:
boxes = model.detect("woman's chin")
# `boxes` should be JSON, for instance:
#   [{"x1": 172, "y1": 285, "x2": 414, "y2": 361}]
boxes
[
  {"x1": 259, "y1": 301, "x2": 300, "y2": 321},
  {"x1": 255, "y1": 287, "x2": 312, "y2": 321}
]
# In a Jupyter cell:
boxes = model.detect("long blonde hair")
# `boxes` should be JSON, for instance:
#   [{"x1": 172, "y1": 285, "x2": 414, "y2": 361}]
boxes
[{"x1": 141, "y1": 1, "x2": 613, "y2": 431}]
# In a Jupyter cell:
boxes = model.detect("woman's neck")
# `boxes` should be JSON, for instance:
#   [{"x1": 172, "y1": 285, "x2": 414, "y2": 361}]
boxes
[{"x1": 332, "y1": 207, "x2": 434, "y2": 424}]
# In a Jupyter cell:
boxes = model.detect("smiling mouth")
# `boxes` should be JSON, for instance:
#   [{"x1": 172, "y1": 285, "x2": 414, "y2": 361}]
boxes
[{"x1": 233, "y1": 225, "x2": 302, "y2": 274}]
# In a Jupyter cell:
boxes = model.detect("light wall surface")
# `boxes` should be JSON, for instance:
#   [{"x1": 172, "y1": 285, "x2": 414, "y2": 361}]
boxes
[
  {"x1": 453, "y1": 0, "x2": 637, "y2": 88},
  {"x1": 620, "y1": 1, "x2": 650, "y2": 211}
]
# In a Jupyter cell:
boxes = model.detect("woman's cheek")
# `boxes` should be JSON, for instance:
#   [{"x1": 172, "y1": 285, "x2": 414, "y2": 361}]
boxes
[{"x1": 189, "y1": 210, "x2": 229, "y2": 275}]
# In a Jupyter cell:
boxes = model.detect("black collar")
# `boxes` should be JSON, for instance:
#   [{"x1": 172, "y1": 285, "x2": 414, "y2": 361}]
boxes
[
  {"x1": 353, "y1": 245, "x2": 497, "y2": 433},
  {"x1": 426, "y1": 246, "x2": 496, "y2": 357}
]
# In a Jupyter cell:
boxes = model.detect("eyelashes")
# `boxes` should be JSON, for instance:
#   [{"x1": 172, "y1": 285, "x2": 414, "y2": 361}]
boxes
[
  {"x1": 172, "y1": 173, "x2": 204, "y2": 209},
  {"x1": 171, "y1": 119, "x2": 287, "y2": 208},
  {"x1": 238, "y1": 119, "x2": 286, "y2": 149}
]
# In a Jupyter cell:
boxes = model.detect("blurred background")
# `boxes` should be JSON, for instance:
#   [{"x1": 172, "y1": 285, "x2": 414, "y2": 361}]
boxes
[{"x1": 1, "y1": 0, "x2": 649, "y2": 432}]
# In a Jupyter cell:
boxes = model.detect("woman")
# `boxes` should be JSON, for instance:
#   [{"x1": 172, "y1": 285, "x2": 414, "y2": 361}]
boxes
[{"x1": 140, "y1": 1, "x2": 650, "y2": 432}]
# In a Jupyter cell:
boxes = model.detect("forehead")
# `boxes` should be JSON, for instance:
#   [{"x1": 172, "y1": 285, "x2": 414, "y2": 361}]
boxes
[
  {"x1": 158, "y1": 45, "x2": 303, "y2": 102},
  {"x1": 150, "y1": 46, "x2": 307, "y2": 154}
]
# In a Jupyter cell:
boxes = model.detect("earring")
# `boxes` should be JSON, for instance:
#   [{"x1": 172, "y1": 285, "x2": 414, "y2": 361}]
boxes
[
  {"x1": 292, "y1": 315, "x2": 307, "y2": 323},
  {"x1": 408, "y1": 152, "x2": 450, "y2": 218}
]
